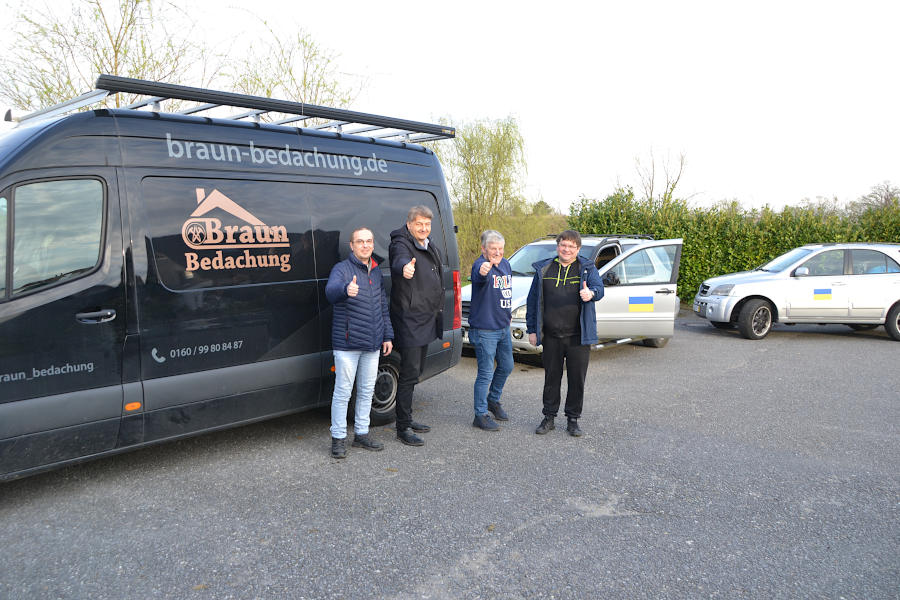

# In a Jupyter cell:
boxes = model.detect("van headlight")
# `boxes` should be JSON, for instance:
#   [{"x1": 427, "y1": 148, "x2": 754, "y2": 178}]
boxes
[
  {"x1": 511, "y1": 305, "x2": 527, "y2": 320},
  {"x1": 710, "y1": 284, "x2": 734, "y2": 296}
]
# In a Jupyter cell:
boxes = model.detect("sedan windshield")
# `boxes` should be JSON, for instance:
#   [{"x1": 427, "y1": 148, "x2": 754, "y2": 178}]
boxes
[
  {"x1": 758, "y1": 247, "x2": 815, "y2": 272},
  {"x1": 507, "y1": 243, "x2": 596, "y2": 275}
]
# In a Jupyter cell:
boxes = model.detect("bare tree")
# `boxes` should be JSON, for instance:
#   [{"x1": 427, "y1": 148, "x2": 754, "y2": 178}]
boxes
[
  {"x1": 225, "y1": 20, "x2": 363, "y2": 115},
  {"x1": 860, "y1": 181, "x2": 900, "y2": 208},
  {"x1": 0, "y1": 1, "x2": 363, "y2": 116},
  {"x1": 635, "y1": 149, "x2": 686, "y2": 202},
  {"x1": 0, "y1": 0, "x2": 212, "y2": 110}
]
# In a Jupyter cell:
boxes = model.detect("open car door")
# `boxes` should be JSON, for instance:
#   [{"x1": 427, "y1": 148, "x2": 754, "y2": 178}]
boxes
[{"x1": 594, "y1": 239, "x2": 683, "y2": 340}]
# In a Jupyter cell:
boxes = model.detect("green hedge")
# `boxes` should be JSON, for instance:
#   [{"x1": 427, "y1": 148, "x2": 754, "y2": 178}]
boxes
[{"x1": 568, "y1": 188, "x2": 900, "y2": 298}]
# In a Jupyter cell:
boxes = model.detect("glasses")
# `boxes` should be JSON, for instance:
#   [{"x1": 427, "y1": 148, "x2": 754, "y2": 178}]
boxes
[
  {"x1": 352, "y1": 239, "x2": 374, "y2": 246},
  {"x1": 557, "y1": 243, "x2": 579, "y2": 250}
]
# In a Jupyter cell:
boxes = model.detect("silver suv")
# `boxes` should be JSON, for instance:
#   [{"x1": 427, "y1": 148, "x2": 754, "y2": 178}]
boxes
[
  {"x1": 693, "y1": 242, "x2": 900, "y2": 340},
  {"x1": 461, "y1": 235, "x2": 684, "y2": 354}
]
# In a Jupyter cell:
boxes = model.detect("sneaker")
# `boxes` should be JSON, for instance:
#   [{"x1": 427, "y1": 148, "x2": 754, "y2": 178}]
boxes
[
  {"x1": 352, "y1": 433, "x2": 384, "y2": 451},
  {"x1": 535, "y1": 416, "x2": 555, "y2": 435},
  {"x1": 566, "y1": 418, "x2": 583, "y2": 437},
  {"x1": 409, "y1": 421, "x2": 431, "y2": 433},
  {"x1": 472, "y1": 413, "x2": 500, "y2": 431},
  {"x1": 397, "y1": 428, "x2": 425, "y2": 446},
  {"x1": 487, "y1": 402, "x2": 509, "y2": 422},
  {"x1": 331, "y1": 437, "x2": 346, "y2": 458}
]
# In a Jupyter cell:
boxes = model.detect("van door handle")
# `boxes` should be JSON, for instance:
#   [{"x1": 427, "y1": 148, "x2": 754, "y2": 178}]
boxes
[
  {"x1": 655, "y1": 288, "x2": 675, "y2": 295},
  {"x1": 76, "y1": 309, "x2": 117, "y2": 324}
]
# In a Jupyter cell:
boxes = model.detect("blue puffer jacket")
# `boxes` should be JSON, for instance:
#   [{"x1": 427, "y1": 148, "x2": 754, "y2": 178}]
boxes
[{"x1": 325, "y1": 254, "x2": 394, "y2": 352}]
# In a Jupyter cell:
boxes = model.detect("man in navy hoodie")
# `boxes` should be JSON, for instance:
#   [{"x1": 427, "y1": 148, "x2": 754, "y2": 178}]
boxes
[
  {"x1": 325, "y1": 227, "x2": 394, "y2": 459},
  {"x1": 468, "y1": 230, "x2": 514, "y2": 431},
  {"x1": 526, "y1": 230, "x2": 604, "y2": 437}
]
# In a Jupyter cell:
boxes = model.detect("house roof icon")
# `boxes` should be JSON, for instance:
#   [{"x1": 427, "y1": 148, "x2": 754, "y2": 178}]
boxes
[{"x1": 191, "y1": 188, "x2": 265, "y2": 226}]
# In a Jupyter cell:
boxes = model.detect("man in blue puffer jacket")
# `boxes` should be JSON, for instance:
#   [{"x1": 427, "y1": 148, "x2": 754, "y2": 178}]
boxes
[{"x1": 325, "y1": 227, "x2": 394, "y2": 459}]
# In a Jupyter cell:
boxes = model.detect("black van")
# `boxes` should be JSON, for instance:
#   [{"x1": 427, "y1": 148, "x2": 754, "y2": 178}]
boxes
[{"x1": 0, "y1": 76, "x2": 462, "y2": 481}]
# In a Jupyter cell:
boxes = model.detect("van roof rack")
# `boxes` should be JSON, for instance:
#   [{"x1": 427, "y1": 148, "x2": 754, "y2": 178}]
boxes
[{"x1": 7, "y1": 74, "x2": 455, "y2": 143}]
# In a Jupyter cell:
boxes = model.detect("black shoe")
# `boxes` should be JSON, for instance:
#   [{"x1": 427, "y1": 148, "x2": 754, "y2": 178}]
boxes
[
  {"x1": 535, "y1": 416, "x2": 555, "y2": 435},
  {"x1": 487, "y1": 402, "x2": 509, "y2": 421},
  {"x1": 567, "y1": 418, "x2": 583, "y2": 437},
  {"x1": 409, "y1": 421, "x2": 431, "y2": 433},
  {"x1": 331, "y1": 437, "x2": 346, "y2": 458},
  {"x1": 397, "y1": 428, "x2": 425, "y2": 446},
  {"x1": 352, "y1": 433, "x2": 384, "y2": 451},
  {"x1": 472, "y1": 413, "x2": 500, "y2": 431}
]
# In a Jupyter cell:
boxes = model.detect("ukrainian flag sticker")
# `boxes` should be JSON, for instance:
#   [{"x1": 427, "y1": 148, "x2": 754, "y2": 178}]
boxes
[
  {"x1": 628, "y1": 296, "x2": 654, "y2": 312},
  {"x1": 813, "y1": 288, "x2": 832, "y2": 300}
]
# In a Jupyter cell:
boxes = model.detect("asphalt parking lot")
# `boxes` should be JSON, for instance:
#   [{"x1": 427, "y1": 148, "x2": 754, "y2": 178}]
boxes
[{"x1": 1, "y1": 311, "x2": 898, "y2": 599}]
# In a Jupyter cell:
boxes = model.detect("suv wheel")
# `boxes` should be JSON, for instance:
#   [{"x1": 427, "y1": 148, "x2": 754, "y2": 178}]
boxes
[
  {"x1": 640, "y1": 337, "x2": 669, "y2": 348},
  {"x1": 737, "y1": 299, "x2": 773, "y2": 340},
  {"x1": 886, "y1": 304, "x2": 900, "y2": 341}
]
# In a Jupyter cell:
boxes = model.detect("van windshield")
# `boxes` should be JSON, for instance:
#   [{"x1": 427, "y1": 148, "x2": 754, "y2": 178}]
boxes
[{"x1": 507, "y1": 243, "x2": 595, "y2": 276}]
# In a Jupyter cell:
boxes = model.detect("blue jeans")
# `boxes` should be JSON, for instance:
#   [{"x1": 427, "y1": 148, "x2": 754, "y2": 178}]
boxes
[
  {"x1": 470, "y1": 327, "x2": 514, "y2": 416},
  {"x1": 331, "y1": 349, "x2": 380, "y2": 439}
]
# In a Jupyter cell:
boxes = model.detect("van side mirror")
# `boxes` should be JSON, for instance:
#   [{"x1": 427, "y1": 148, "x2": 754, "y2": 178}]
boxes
[
  {"x1": 603, "y1": 271, "x2": 620, "y2": 286},
  {"x1": 794, "y1": 266, "x2": 809, "y2": 277}
]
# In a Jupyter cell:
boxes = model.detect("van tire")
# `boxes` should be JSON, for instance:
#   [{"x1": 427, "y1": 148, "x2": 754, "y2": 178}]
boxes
[
  {"x1": 737, "y1": 299, "x2": 773, "y2": 340},
  {"x1": 370, "y1": 359, "x2": 400, "y2": 425},
  {"x1": 886, "y1": 304, "x2": 900, "y2": 341}
]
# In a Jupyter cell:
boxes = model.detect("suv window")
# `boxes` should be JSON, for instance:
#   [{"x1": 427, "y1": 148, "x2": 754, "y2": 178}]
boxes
[
  {"x1": 9, "y1": 179, "x2": 104, "y2": 297},
  {"x1": 611, "y1": 246, "x2": 676, "y2": 284},
  {"x1": 802, "y1": 249, "x2": 845, "y2": 276},
  {"x1": 851, "y1": 248, "x2": 900, "y2": 274}
]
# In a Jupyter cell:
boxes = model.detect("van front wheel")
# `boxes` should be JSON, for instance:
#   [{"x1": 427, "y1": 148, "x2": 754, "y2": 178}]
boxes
[{"x1": 370, "y1": 361, "x2": 400, "y2": 425}]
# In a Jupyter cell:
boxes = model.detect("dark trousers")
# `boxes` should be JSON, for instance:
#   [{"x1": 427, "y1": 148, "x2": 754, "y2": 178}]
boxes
[
  {"x1": 396, "y1": 345, "x2": 428, "y2": 430},
  {"x1": 541, "y1": 334, "x2": 590, "y2": 419}
]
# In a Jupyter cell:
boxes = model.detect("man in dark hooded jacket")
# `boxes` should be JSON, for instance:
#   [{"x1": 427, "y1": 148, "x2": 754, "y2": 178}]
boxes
[{"x1": 389, "y1": 205, "x2": 444, "y2": 446}]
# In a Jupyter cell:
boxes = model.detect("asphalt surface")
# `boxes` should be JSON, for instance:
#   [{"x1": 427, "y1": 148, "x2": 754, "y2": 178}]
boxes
[{"x1": 1, "y1": 311, "x2": 898, "y2": 599}]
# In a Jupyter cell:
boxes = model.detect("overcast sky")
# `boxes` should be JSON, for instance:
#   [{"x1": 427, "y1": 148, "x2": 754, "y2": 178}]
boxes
[{"x1": 4, "y1": 1, "x2": 899, "y2": 212}]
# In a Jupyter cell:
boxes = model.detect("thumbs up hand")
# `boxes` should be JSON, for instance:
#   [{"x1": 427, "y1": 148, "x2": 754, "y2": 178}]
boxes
[
  {"x1": 347, "y1": 274, "x2": 359, "y2": 297},
  {"x1": 478, "y1": 260, "x2": 492, "y2": 276},
  {"x1": 403, "y1": 257, "x2": 416, "y2": 279},
  {"x1": 579, "y1": 280, "x2": 594, "y2": 302}
]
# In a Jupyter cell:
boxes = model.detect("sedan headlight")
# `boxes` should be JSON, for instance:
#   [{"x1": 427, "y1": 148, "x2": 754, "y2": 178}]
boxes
[
  {"x1": 710, "y1": 284, "x2": 735, "y2": 296},
  {"x1": 511, "y1": 305, "x2": 527, "y2": 320}
]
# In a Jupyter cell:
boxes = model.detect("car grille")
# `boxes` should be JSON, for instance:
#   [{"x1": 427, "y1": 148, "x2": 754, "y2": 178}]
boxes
[
  {"x1": 462, "y1": 301, "x2": 470, "y2": 320},
  {"x1": 698, "y1": 284, "x2": 710, "y2": 296}
]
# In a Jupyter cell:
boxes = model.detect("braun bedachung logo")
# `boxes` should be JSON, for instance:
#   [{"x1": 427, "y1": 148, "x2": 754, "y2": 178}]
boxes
[{"x1": 182, "y1": 188, "x2": 292, "y2": 273}]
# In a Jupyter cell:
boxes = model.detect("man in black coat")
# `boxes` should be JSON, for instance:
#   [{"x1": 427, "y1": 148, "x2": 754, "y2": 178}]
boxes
[{"x1": 389, "y1": 205, "x2": 444, "y2": 446}]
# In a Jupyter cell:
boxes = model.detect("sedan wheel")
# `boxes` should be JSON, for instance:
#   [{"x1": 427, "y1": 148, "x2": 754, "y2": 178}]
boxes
[
  {"x1": 886, "y1": 304, "x2": 900, "y2": 341},
  {"x1": 737, "y1": 299, "x2": 773, "y2": 340}
]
